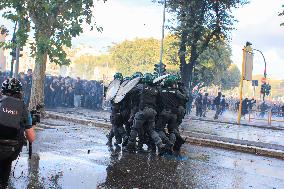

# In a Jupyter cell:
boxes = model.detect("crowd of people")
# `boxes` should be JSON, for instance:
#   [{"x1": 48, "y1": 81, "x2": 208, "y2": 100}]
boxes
[
  {"x1": 192, "y1": 91, "x2": 284, "y2": 119},
  {"x1": 192, "y1": 92, "x2": 228, "y2": 119},
  {"x1": 0, "y1": 70, "x2": 104, "y2": 110}
]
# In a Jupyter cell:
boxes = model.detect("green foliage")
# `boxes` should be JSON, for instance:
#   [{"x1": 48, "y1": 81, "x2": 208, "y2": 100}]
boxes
[
  {"x1": 108, "y1": 36, "x2": 180, "y2": 76},
  {"x1": 72, "y1": 54, "x2": 110, "y2": 78},
  {"x1": 109, "y1": 38, "x2": 160, "y2": 76},
  {"x1": 194, "y1": 42, "x2": 232, "y2": 87},
  {"x1": 0, "y1": 0, "x2": 103, "y2": 65},
  {"x1": 164, "y1": 0, "x2": 248, "y2": 87},
  {"x1": 280, "y1": 4, "x2": 284, "y2": 26},
  {"x1": 221, "y1": 64, "x2": 241, "y2": 90},
  {"x1": 72, "y1": 36, "x2": 234, "y2": 87}
]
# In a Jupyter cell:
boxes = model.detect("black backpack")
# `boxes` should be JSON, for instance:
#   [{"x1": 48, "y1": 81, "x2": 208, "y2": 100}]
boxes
[{"x1": 0, "y1": 95, "x2": 25, "y2": 161}]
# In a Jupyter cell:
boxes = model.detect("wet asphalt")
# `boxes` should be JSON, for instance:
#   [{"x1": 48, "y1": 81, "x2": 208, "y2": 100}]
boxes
[{"x1": 7, "y1": 118, "x2": 284, "y2": 189}]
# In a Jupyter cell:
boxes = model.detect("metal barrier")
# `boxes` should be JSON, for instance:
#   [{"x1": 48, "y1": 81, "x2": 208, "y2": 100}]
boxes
[
  {"x1": 249, "y1": 110, "x2": 284, "y2": 126},
  {"x1": 248, "y1": 110, "x2": 271, "y2": 126},
  {"x1": 270, "y1": 113, "x2": 284, "y2": 124}
]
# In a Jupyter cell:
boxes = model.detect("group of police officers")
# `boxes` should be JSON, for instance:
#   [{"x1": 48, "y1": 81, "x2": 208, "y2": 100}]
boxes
[
  {"x1": 106, "y1": 72, "x2": 189, "y2": 155},
  {"x1": 0, "y1": 72, "x2": 189, "y2": 188}
]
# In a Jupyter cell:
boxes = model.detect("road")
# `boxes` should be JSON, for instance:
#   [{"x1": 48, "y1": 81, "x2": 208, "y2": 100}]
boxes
[{"x1": 8, "y1": 118, "x2": 284, "y2": 189}]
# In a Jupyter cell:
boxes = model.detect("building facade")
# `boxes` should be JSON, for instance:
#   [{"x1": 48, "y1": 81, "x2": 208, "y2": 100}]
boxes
[{"x1": 0, "y1": 33, "x2": 6, "y2": 72}]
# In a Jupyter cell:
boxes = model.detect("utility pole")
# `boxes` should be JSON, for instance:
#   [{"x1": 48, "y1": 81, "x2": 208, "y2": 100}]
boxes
[
  {"x1": 237, "y1": 42, "x2": 253, "y2": 125},
  {"x1": 14, "y1": 19, "x2": 23, "y2": 79},
  {"x1": 158, "y1": 0, "x2": 166, "y2": 76},
  {"x1": 10, "y1": 22, "x2": 18, "y2": 78},
  {"x1": 253, "y1": 48, "x2": 269, "y2": 101}
]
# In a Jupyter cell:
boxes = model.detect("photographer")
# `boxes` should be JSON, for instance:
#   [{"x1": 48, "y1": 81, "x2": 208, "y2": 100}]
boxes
[{"x1": 0, "y1": 78, "x2": 36, "y2": 188}]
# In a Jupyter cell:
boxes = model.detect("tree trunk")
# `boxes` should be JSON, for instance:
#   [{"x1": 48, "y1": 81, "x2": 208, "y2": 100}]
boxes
[
  {"x1": 188, "y1": 41, "x2": 198, "y2": 88},
  {"x1": 29, "y1": 52, "x2": 47, "y2": 109},
  {"x1": 179, "y1": 30, "x2": 190, "y2": 88}
]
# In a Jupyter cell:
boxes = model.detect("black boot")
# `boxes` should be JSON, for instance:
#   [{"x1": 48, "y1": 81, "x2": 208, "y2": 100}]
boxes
[
  {"x1": 106, "y1": 134, "x2": 113, "y2": 147},
  {"x1": 157, "y1": 142, "x2": 166, "y2": 156}
]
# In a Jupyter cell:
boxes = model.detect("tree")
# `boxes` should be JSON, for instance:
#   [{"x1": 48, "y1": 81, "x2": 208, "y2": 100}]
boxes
[
  {"x1": 193, "y1": 42, "x2": 232, "y2": 87},
  {"x1": 221, "y1": 64, "x2": 241, "y2": 90},
  {"x1": 109, "y1": 38, "x2": 160, "y2": 76},
  {"x1": 165, "y1": 0, "x2": 248, "y2": 88},
  {"x1": 0, "y1": 0, "x2": 104, "y2": 108},
  {"x1": 280, "y1": 4, "x2": 284, "y2": 26},
  {"x1": 71, "y1": 36, "x2": 233, "y2": 85},
  {"x1": 109, "y1": 36, "x2": 186, "y2": 76},
  {"x1": 0, "y1": 25, "x2": 9, "y2": 35},
  {"x1": 72, "y1": 54, "x2": 111, "y2": 79}
]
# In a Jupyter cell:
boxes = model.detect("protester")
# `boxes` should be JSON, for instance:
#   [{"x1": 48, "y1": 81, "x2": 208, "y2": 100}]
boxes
[{"x1": 0, "y1": 71, "x2": 104, "y2": 110}]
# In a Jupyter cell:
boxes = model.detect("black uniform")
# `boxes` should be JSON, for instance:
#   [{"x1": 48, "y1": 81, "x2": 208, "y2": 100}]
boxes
[
  {"x1": 220, "y1": 97, "x2": 226, "y2": 115},
  {"x1": 176, "y1": 83, "x2": 188, "y2": 125},
  {"x1": 0, "y1": 97, "x2": 32, "y2": 188},
  {"x1": 241, "y1": 98, "x2": 249, "y2": 116},
  {"x1": 214, "y1": 93, "x2": 222, "y2": 119},
  {"x1": 202, "y1": 95, "x2": 209, "y2": 117},
  {"x1": 156, "y1": 86, "x2": 187, "y2": 152},
  {"x1": 195, "y1": 94, "x2": 203, "y2": 117},
  {"x1": 107, "y1": 98, "x2": 129, "y2": 146},
  {"x1": 126, "y1": 83, "x2": 163, "y2": 151}
]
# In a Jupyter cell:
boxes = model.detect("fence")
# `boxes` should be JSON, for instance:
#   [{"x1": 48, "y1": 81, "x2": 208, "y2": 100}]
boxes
[{"x1": 249, "y1": 109, "x2": 284, "y2": 126}]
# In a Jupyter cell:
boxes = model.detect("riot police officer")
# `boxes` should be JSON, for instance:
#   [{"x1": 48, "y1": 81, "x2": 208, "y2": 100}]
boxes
[
  {"x1": 176, "y1": 75, "x2": 188, "y2": 126},
  {"x1": 155, "y1": 75, "x2": 187, "y2": 153},
  {"x1": 126, "y1": 73, "x2": 165, "y2": 153},
  {"x1": 0, "y1": 78, "x2": 36, "y2": 188},
  {"x1": 106, "y1": 73, "x2": 128, "y2": 147},
  {"x1": 127, "y1": 72, "x2": 143, "y2": 129}
]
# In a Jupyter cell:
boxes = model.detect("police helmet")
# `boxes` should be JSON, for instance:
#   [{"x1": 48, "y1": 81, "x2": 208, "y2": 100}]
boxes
[
  {"x1": 164, "y1": 75, "x2": 176, "y2": 87},
  {"x1": 176, "y1": 74, "x2": 182, "y2": 81},
  {"x1": 152, "y1": 72, "x2": 158, "y2": 80},
  {"x1": 1, "y1": 78, "x2": 23, "y2": 95},
  {"x1": 142, "y1": 73, "x2": 154, "y2": 84},
  {"x1": 114, "y1": 72, "x2": 123, "y2": 81},
  {"x1": 132, "y1": 72, "x2": 143, "y2": 79}
]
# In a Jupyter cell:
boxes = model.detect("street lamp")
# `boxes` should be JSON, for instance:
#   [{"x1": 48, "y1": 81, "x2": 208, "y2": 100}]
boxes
[
  {"x1": 252, "y1": 48, "x2": 267, "y2": 79},
  {"x1": 158, "y1": 0, "x2": 166, "y2": 76},
  {"x1": 252, "y1": 48, "x2": 270, "y2": 101}
]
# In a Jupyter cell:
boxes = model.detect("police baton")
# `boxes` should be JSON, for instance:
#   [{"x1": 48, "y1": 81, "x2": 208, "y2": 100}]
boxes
[{"x1": 29, "y1": 142, "x2": 32, "y2": 159}]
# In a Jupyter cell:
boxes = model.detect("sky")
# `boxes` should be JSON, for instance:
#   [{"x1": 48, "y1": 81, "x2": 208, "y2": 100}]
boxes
[
  {"x1": 1, "y1": 0, "x2": 284, "y2": 79},
  {"x1": 73, "y1": 0, "x2": 284, "y2": 80}
]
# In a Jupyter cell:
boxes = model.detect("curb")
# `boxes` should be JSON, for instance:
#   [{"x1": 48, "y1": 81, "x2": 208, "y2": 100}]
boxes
[
  {"x1": 186, "y1": 136, "x2": 284, "y2": 160},
  {"x1": 190, "y1": 117, "x2": 284, "y2": 131},
  {"x1": 45, "y1": 112, "x2": 284, "y2": 160},
  {"x1": 45, "y1": 112, "x2": 110, "y2": 129}
]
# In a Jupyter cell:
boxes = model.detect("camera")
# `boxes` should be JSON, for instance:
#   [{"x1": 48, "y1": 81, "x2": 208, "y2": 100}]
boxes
[{"x1": 30, "y1": 104, "x2": 44, "y2": 125}]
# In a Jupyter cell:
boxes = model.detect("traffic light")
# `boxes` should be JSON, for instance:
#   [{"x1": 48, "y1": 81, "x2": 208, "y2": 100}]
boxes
[
  {"x1": 260, "y1": 83, "x2": 265, "y2": 94},
  {"x1": 261, "y1": 83, "x2": 271, "y2": 96},
  {"x1": 265, "y1": 84, "x2": 271, "y2": 96},
  {"x1": 10, "y1": 48, "x2": 16, "y2": 60},
  {"x1": 154, "y1": 64, "x2": 159, "y2": 75},
  {"x1": 153, "y1": 63, "x2": 167, "y2": 75},
  {"x1": 160, "y1": 63, "x2": 166, "y2": 74}
]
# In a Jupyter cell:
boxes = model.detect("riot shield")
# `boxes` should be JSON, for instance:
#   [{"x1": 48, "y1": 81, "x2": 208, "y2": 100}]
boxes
[
  {"x1": 153, "y1": 74, "x2": 170, "y2": 84},
  {"x1": 105, "y1": 79, "x2": 121, "y2": 101},
  {"x1": 114, "y1": 77, "x2": 140, "y2": 103}
]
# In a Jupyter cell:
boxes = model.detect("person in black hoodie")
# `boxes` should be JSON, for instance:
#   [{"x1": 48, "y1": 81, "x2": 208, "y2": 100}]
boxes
[{"x1": 213, "y1": 92, "x2": 222, "y2": 119}]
